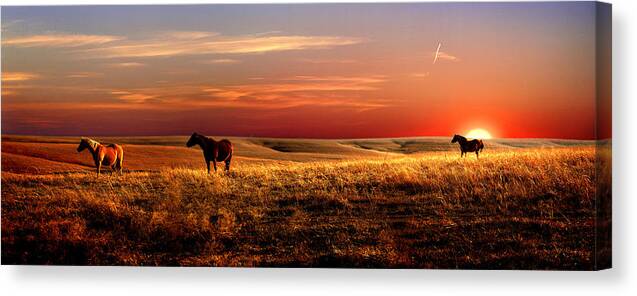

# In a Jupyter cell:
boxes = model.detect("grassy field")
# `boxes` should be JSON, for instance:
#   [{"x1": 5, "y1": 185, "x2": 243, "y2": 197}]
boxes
[{"x1": 1, "y1": 135, "x2": 604, "y2": 269}]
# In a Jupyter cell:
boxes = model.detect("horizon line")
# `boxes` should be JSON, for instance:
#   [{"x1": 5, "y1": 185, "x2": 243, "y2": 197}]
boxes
[{"x1": 0, "y1": 133, "x2": 602, "y2": 142}]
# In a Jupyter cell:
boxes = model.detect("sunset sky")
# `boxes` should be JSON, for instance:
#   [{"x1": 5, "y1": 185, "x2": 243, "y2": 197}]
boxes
[{"x1": 2, "y1": 3, "x2": 602, "y2": 139}]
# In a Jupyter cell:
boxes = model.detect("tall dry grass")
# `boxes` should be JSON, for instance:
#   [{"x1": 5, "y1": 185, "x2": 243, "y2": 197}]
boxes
[{"x1": 2, "y1": 147, "x2": 598, "y2": 268}]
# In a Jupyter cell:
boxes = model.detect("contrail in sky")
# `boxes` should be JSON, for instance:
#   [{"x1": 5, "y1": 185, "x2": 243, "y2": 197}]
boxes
[{"x1": 433, "y1": 42, "x2": 441, "y2": 64}]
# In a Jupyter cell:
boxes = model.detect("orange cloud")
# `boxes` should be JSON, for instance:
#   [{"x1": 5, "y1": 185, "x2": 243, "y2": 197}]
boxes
[
  {"x1": 298, "y1": 58, "x2": 358, "y2": 64},
  {"x1": 101, "y1": 75, "x2": 388, "y2": 110},
  {"x1": 2, "y1": 72, "x2": 41, "y2": 96},
  {"x1": 288, "y1": 75, "x2": 386, "y2": 84},
  {"x1": 108, "y1": 85, "x2": 209, "y2": 105},
  {"x1": 107, "y1": 62, "x2": 146, "y2": 68},
  {"x1": 204, "y1": 58, "x2": 241, "y2": 64},
  {"x1": 433, "y1": 51, "x2": 460, "y2": 62},
  {"x1": 163, "y1": 31, "x2": 219, "y2": 40},
  {"x1": 2, "y1": 71, "x2": 40, "y2": 82},
  {"x1": 76, "y1": 31, "x2": 365, "y2": 58},
  {"x1": 2, "y1": 34, "x2": 124, "y2": 47},
  {"x1": 2, "y1": 89, "x2": 16, "y2": 96},
  {"x1": 2, "y1": 72, "x2": 388, "y2": 111},
  {"x1": 411, "y1": 72, "x2": 430, "y2": 78},
  {"x1": 199, "y1": 75, "x2": 388, "y2": 109},
  {"x1": 2, "y1": 82, "x2": 115, "y2": 99},
  {"x1": 66, "y1": 72, "x2": 103, "y2": 78},
  {"x1": 200, "y1": 76, "x2": 386, "y2": 101},
  {"x1": 111, "y1": 90, "x2": 156, "y2": 103}
]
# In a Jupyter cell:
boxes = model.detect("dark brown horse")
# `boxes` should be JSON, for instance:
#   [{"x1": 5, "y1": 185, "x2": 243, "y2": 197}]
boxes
[
  {"x1": 77, "y1": 137, "x2": 124, "y2": 176},
  {"x1": 186, "y1": 132, "x2": 233, "y2": 173},
  {"x1": 451, "y1": 134, "x2": 484, "y2": 159}
]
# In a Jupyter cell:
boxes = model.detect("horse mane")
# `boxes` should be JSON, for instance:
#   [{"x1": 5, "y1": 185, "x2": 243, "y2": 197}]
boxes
[
  {"x1": 188, "y1": 132, "x2": 215, "y2": 149},
  {"x1": 81, "y1": 137, "x2": 100, "y2": 150},
  {"x1": 195, "y1": 133, "x2": 216, "y2": 144},
  {"x1": 452, "y1": 134, "x2": 467, "y2": 143}
]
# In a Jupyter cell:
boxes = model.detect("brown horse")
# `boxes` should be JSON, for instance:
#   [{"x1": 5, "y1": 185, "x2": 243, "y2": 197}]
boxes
[
  {"x1": 186, "y1": 132, "x2": 233, "y2": 173},
  {"x1": 451, "y1": 134, "x2": 484, "y2": 159},
  {"x1": 77, "y1": 138, "x2": 124, "y2": 176}
]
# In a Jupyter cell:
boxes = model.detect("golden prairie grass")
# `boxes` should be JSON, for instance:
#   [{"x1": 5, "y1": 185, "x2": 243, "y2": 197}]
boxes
[{"x1": 2, "y1": 146, "x2": 599, "y2": 268}]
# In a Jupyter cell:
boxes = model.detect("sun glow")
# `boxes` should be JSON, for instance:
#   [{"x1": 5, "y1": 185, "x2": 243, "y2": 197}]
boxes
[{"x1": 465, "y1": 128, "x2": 493, "y2": 139}]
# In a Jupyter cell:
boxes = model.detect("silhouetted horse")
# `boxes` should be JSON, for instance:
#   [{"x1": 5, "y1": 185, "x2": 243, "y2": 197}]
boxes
[
  {"x1": 186, "y1": 132, "x2": 233, "y2": 173},
  {"x1": 77, "y1": 138, "x2": 124, "y2": 176},
  {"x1": 451, "y1": 134, "x2": 484, "y2": 159}
]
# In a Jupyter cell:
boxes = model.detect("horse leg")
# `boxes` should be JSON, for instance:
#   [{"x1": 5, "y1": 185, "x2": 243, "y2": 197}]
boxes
[
  {"x1": 206, "y1": 161, "x2": 211, "y2": 174},
  {"x1": 96, "y1": 162, "x2": 101, "y2": 177},
  {"x1": 118, "y1": 154, "x2": 124, "y2": 174},
  {"x1": 213, "y1": 160, "x2": 218, "y2": 172},
  {"x1": 476, "y1": 151, "x2": 479, "y2": 159},
  {"x1": 224, "y1": 154, "x2": 232, "y2": 172}
]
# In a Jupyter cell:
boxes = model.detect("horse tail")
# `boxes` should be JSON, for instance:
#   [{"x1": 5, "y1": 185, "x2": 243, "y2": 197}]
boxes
[
  {"x1": 478, "y1": 140, "x2": 484, "y2": 152},
  {"x1": 117, "y1": 145, "x2": 124, "y2": 171}
]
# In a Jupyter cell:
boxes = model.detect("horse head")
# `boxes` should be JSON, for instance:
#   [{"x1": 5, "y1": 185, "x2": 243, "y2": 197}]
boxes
[
  {"x1": 186, "y1": 132, "x2": 199, "y2": 147},
  {"x1": 451, "y1": 134, "x2": 460, "y2": 143},
  {"x1": 77, "y1": 138, "x2": 98, "y2": 152},
  {"x1": 77, "y1": 139, "x2": 87, "y2": 152}
]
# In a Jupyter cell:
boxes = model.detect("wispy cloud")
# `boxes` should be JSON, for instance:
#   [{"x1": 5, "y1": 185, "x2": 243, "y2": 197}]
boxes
[
  {"x1": 3, "y1": 74, "x2": 390, "y2": 112},
  {"x1": 2, "y1": 72, "x2": 40, "y2": 96},
  {"x1": 411, "y1": 72, "x2": 430, "y2": 78},
  {"x1": 101, "y1": 74, "x2": 388, "y2": 110},
  {"x1": 1, "y1": 82, "x2": 112, "y2": 99},
  {"x1": 2, "y1": 34, "x2": 124, "y2": 48},
  {"x1": 111, "y1": 91, "x2": 157, "y2": 103},
  {"x1": 107, "y1": 62, "x2": 146, "y2": 68},
  {"x1": 2, "y1": 89, "x2": 16, "y2": 96},
  {"x1": 66, "y1": 72, "x2": 103, "y2": 78},
  {"x1": 75, "y1": 31, "x2": 365, "y2": 58},
  {"x1": 163, "y1": 31, "x2": 219, "y2": 40},
  {"x1": 298, "y1": 58, "x2": 358, "y2": 64},
  {"x1": 107, "y1": 85, "x2": 210, "y2": 105},
  {"x1": 203, "y1": 58, "x2": 241, "y2": 64},
  {"x1": 287, "y1": 75, "x2": 386, "y2": 85},
  {"x1": 199, "y1": 75, "x2": 388, "y2": 109},
  {"x1": 253, "y1": 30, "x2": 284, "y2": 37},
  {"x1": 201, "y1": 76, "x2": 385, "y2": 100},
  {"x1": 432, "y1": 51, "x2": 460, "y2": 62},
  {"x1": 2, "y1": 71, "x2": 40, "y2": 82}
]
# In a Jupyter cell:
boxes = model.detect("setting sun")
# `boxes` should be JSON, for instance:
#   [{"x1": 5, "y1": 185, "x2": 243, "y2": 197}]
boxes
[{"x1": 466, "y1": 129, "x2": 493, "y2": 139}]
